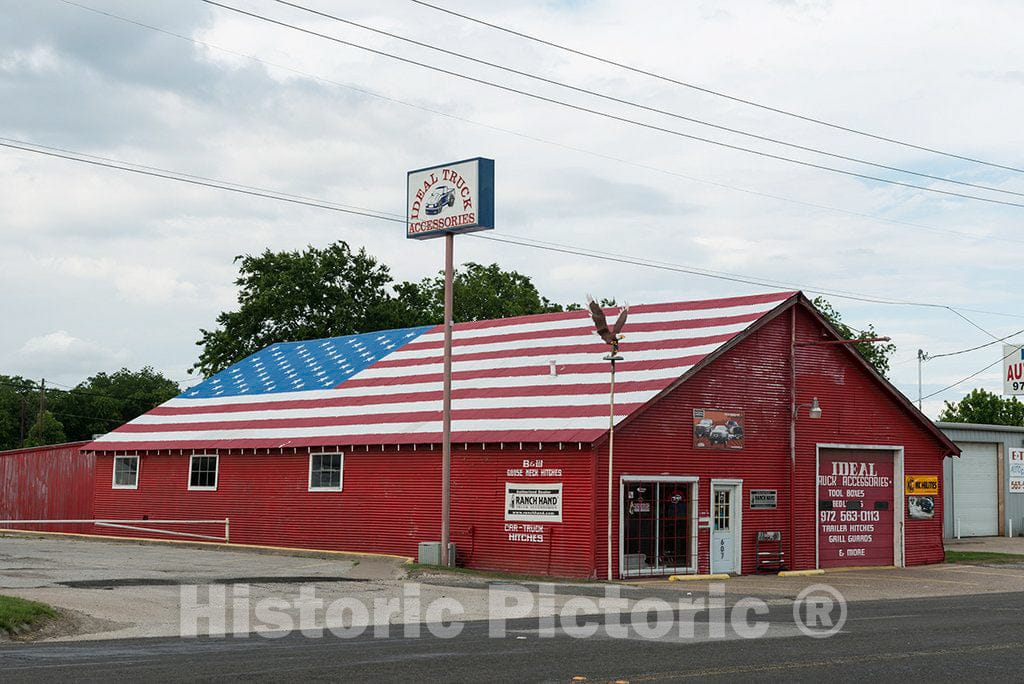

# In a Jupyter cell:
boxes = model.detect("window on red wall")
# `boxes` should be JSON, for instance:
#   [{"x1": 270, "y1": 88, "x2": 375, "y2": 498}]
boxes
[
  {"x1": 188, "y1": 454, "x2": 218, "y2": 491},
  {"x1": 112, "y1": 455, "x2": 139, "y2": 489},
  {"x1": 309, "y1": 453, "x2": 343, "y2": 491}
]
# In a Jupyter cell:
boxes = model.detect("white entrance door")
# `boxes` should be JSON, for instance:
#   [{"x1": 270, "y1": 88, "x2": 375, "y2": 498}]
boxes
[{"x1": 711, "y1": 485, "x2": 738, "y2": 574}]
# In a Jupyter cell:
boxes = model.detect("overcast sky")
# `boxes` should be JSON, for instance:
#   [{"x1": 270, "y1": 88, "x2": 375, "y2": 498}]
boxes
[{"x1": 2, "y1": 0, "x2": 1022, "y2": 416}]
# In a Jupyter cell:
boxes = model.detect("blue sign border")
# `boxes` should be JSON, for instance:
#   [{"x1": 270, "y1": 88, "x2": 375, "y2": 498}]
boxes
[{"x1": 406, "y1": 157, "x2": 494, "y2": 240}]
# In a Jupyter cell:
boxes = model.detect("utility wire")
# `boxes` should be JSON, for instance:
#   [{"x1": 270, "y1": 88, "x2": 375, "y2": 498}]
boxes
[
  {"x1": 0, "y1": 140, "x2": 406, "y2": 223},
  {"x1": 270, "y1": 0, "x2": 1023, "y2": 200},
  {"x1": 0, "y1": 137, "x2": 407, "y2": 220},
  {"x1": 467, "y1": 233, "x2": 1024, "y2": 321},
  {"x1": 199, "y1": 0, "x2": 1024, "y2": 210},
  {"x1": 6, "y1": 134, "x2": 1024, "y2": 323},
  {"x1": 409, "y1": 0, "x2": 1024, "y2": 176},
  {"x1": 921, "y1": 344, "x2": 1021, "y2": 401},
  {"x1": 926, "y1": 328, "x2": 1024, "y2": 360},
  {"x1": 54, "y1": 0, "x2": 1024, "y2": 246}
]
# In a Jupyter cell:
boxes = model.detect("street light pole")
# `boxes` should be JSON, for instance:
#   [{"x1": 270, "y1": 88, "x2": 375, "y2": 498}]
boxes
[
  {"x1": 587, "y1": 296, "x2": 628, "y2": 581},
  {"x1": 605, "y1": 344, "x2": 622, "y2": 582}
]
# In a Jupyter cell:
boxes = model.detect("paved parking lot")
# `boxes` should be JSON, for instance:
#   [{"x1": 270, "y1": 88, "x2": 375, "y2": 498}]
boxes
[{"x1": 3, "y1": 532, "x2": 1024, "y2": 642}]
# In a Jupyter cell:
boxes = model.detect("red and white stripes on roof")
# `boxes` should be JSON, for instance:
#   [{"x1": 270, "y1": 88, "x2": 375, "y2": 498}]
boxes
[{"x1": 87, "y1": 291, "x2": 794, "y2": 451}]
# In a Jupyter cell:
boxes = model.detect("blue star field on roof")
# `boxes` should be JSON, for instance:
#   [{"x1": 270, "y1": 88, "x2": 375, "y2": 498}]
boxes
[{"x1": 181, "y1": 325, "x2": 435, "y2": 398}]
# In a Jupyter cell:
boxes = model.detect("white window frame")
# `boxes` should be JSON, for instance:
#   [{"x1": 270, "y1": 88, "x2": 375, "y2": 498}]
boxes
[
  {"x1": 308, "y1": 452, "x2": 344, "y2": 492},
  {"x1": 112, "y1": 455, "x2": 140, "y2": 490},
  {"x1": 188, "y1": 453, "x2": 219, "y2": 492}
]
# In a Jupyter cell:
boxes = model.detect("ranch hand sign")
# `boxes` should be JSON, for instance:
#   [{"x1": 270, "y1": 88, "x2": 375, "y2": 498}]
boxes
[{"x1": 505, "y1": 483, "x2": 562, "y2": 523}]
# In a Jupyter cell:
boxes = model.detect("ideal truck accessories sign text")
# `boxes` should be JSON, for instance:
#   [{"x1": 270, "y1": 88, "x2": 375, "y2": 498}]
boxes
[{"x1": 406, "y1": 158, "x2": 494, "y2": 239}]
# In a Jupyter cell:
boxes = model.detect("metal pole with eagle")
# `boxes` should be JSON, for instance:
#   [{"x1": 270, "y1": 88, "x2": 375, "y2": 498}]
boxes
[{"x1": 587, "y1": 296, "x2": 629, "y2": 581}]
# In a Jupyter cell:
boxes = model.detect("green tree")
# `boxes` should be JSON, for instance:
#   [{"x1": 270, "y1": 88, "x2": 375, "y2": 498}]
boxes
[
  {"x1": 23, "y1": 410, "x2": 66, "y2": 448},
  {"x1": 0, "y1": 376, "x2": 37, "y2": 450},
  {"x1": 937, "y1": 388, "x2": 1024, "y2": 426},
  {"x1": 192, "y1": 243, "x2": 399, "y2": 376},
  {"x1": 193, "y1": 242, "x2": 571, "y2": 376},
  {"x1": 49, "y1": 367, "x2": 180, "y2": 442},
  {"x1": 812, "y1": 297, "x2": 896, "y2": 377},
  {"x1": 395, "y1": 262, "x2": 565, "y2": 325}
]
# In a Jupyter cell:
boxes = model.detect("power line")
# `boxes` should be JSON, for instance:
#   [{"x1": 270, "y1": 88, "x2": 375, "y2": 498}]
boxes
[
  {"x1": 409, "y1": 0, "x2": 1024, "y2": 176},
  {"x1": 7, "y1": 134, "x2": 1024, "y2": 324},
  {"x1": 0, "y1": 140, "x2": 406, "y2": 223},
  {"x1": 926, "y1": 328, "x2": 1024, "y2": 360},
  {"x1": 50, "y1": 411, "x2": 125, "y2": 425},
  {"x1": 467, "y1": 233, "x2": 1024, "y2": 321},
  {"x1": 199, "y1": 0, "x2": 1024, "y2": 210},
  {"x1": 55, "y1": 0, "x2": 1024, "y2": 246},
  {"x1": 269, "y1": 0, "x2": 1024, "y2": 200},
  {"x1": 921, "y1": 344, "x2": 1021, "y2": 401}
]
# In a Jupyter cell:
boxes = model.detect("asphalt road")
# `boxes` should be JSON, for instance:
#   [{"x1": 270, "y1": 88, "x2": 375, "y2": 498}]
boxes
[{"x1": 3, "y1": 590, "x2": 1023, "y2": 682}]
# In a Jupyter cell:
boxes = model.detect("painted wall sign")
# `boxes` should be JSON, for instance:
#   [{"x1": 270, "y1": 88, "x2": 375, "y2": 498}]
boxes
[
  {"x1": 692, "y1": 408, "x2": 744, "y2": 450},
  {"x1": 1003, "y1": 344, "x2": 1024, "y2": 395},
  {"x1": 907, "y1": 496, "x2": 935, "y2": 519},
  {"x1": 817, "y1": 453, "x2": 894, "y2": 567},
  {"x1": 406, "y1": 157, "x2": 495, "y2": 240},
  {"x1": 504, "y1": 522, "x2": 546, "y2": 543},
  {"x1": 506, "y1": 459, "x2": 563, "y2": 478},
  {"x1": 904, "y1": 475, "x2": 939, "y2": 495},
  {"x1": 1010, "y1": 448, "x2": 1024, "y2": 494},
  {"x1": 505, "y1": 482, "x2": 562, "y2": 523},
  {"x1": 749, "y1": 489, "x2": 777, "y2": 509}
]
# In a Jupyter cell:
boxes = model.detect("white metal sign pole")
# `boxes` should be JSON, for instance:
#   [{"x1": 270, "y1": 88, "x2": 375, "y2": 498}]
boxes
[{"x1": 441, "y1": 232, "x2": 454, "y2": 566}]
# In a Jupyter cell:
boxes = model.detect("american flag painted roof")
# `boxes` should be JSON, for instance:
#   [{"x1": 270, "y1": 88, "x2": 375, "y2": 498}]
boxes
[{"x1": 86, "y1": 291, "x2": 795, "y2": 452}]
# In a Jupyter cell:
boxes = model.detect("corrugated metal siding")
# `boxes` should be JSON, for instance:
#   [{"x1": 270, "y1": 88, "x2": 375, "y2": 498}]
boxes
[
  {"x1": 451, "y1": 447, "x2": 595, "y2": 577},
  {"x1": 600, "y1": 320, "x2": 794, "y2": 577},
  {"x1": 602, "y1": 304, "x2": 948, "y2": 575},
  {"x1": 938, "y1": 424, "x2": 1024, "y2": 538},
  {"x1": 0, "y1": 442, "x2": 94, "y2": 534},
  {"x1": 791, "y1": 310, "x2": 948, "y2": 567},
  {"x1": 93, "y1": 445, "x2": 596, "y2": 577}
]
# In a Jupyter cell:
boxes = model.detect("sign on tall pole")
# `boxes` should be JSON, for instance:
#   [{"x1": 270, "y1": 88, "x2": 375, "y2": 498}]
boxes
[
  {"x1": 1003, "y1": 344, "x2": 1024, "y2": 395},
  {"x1": 407, "y1": 158, "x2": 494, "y2": 566}
]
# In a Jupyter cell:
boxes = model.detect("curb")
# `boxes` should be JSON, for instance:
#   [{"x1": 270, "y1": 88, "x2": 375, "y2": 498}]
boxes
[
  {"x1": 0, "y1": 529, "x2": 414, "y2": 563},
  {"x1": 778, "y1": 569, "x2": 825, "y2": 577},
  {"x1": 668, "y1": 573, "x2": 730, "y2": 581}
]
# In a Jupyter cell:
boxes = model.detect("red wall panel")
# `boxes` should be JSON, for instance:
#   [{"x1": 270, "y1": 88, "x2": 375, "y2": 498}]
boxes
[
  {"x1": 93, "y1": 445, "x2": 597, "y2": 577},
  {"x1": 0, "y1": 442, "x2": 93, "y2": 534},
  {"x1": 599, "y1": 303, "x2": 950, "y2": 576},
  {"x1": 86, "y1": 300, "x2": 950, "y2": 577}
]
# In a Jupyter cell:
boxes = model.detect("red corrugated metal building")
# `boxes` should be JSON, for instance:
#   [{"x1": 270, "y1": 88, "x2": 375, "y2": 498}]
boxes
[
  {"x1": 0, "y1": 441, "x2": 94, "y2": 534},
  {"x1": 81, "y1": 292, "x2": 957, "y2": 578}
]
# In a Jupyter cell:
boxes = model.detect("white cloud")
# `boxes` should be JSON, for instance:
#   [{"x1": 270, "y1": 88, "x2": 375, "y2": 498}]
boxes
[{"x1": 1, "y1": 0, "x2": 1022, "y2": 411}]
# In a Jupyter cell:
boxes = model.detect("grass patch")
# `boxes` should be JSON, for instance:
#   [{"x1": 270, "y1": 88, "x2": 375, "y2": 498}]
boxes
[
  {"x1": 945, "y1": 550, "x2": 1024, "y2": 564},
  {"x1": 0, "y1": 595, "x2": 57, "y2": 635},
  {"x1": 405, "y1": 562, "x2": 603, "y2": 584}
]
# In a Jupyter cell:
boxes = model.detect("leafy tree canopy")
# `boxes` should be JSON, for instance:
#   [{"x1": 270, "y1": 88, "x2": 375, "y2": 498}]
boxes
[
  {"x1": 937, "y1": 388, "x2": 1024, "y2": 426},
  {"x1": 24, "y1": 410, "x2": 66, "y2": 448},
  {"x1": 812, "y1": 297, "x2": 896, "y2": 377},
  {"x1": 193, "y1": 242, "x2": 574, "y2": 376},
  {"x1": 0, "y1": 368, "x2": 179, "y2": 450}
]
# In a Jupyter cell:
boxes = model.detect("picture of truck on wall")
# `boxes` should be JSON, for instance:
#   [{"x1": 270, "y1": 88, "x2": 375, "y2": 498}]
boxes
[{"x1": 692, "y1": 408, "x2": 745, "y2": 450}]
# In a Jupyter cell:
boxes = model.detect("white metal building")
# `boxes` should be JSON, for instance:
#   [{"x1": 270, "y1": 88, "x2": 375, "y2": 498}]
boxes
[{"x1": 937, "y1": 422, "x2": 1024, "y2": 538}]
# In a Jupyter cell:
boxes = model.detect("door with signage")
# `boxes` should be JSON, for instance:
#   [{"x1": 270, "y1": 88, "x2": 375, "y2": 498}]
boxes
[
  {"x1": 621, "y1": 480, "x2": 692, "y2": 577},
  {"x1": 817, "y1": 449, "x2": 894, "y2": 568},
  {"x1": 711, "y1": 485, "x2": 739, "y2": 574}
]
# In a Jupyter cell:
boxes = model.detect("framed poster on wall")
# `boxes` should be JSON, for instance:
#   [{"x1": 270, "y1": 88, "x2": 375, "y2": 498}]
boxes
[{"x1": 692, "y1": 408, "x2": 744, "y2": 450}]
